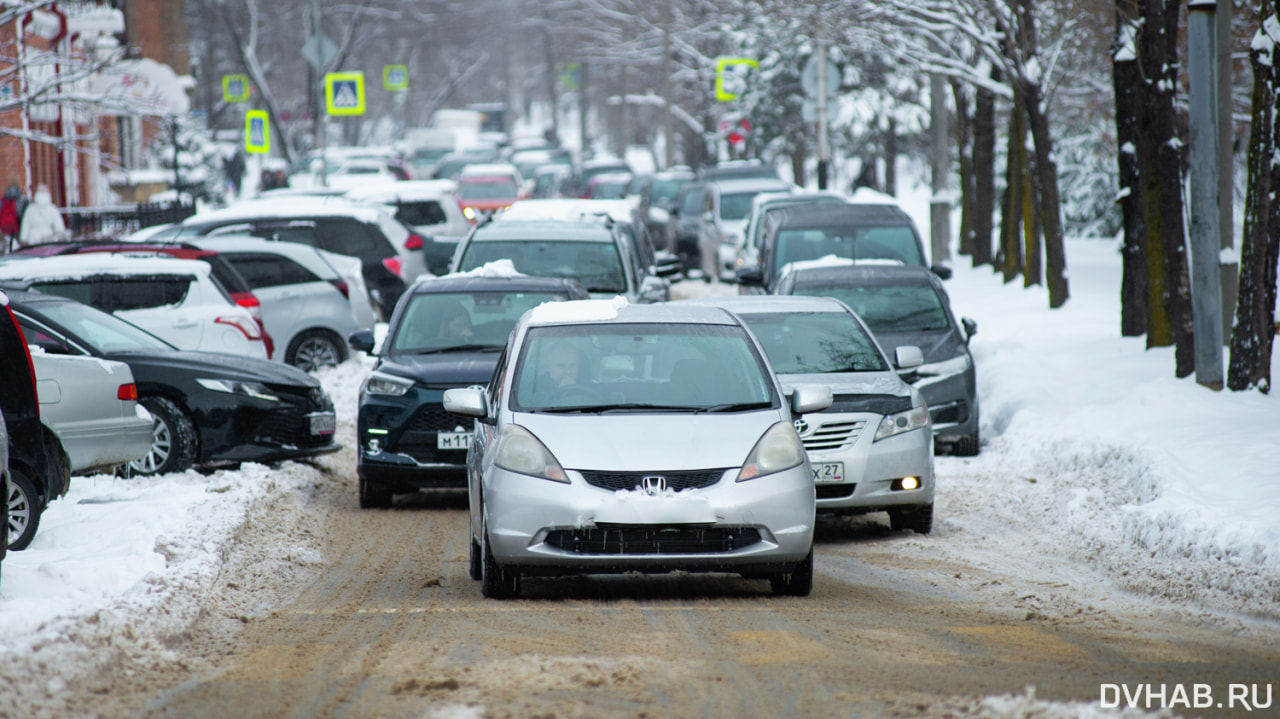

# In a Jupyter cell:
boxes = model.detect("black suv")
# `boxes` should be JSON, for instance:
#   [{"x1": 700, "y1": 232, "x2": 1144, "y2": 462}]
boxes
[
  {"x1": 348, "y1": 274, "x2": 589, "y2": 508},
  {"x1": 1, "y1": 290, "x2": 66, "y2": 550}
]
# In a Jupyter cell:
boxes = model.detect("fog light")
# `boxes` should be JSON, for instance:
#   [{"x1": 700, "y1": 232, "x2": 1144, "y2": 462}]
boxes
[
  {"x1": 367, "y1": 438, "x2": 382, "y2": 453},
  {"x1": 897, "y1": 476, "x2": 920, "y2": 491}
]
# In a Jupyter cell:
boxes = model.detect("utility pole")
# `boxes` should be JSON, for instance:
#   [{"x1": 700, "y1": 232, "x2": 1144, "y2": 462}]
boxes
[
  {"x1": 312, "y1": 0, "x2": 327, "y2": 187},
  {"x1": 579, "y1": 62, "x2": 590, "y2": 156},
  {"x1": 1216, "y1": 0, "x2": 1237, "y2": 342},
  {"x1": 661, "y1": 0, "x2": 674, "y2": 169},
  {"x1": 929, "y1": 72, "x2": 952, "y2": 266},
  {"x1": 1188, "y1": 0, "x2": 1224, "y2": 389},
  {"x1": 815, "y1": 37, "x2": 830, "y2": 190}
]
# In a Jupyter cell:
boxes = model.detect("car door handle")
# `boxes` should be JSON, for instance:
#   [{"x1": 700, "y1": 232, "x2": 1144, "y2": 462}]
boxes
[{"x1": 173, "y1": 317, "x2": 198, "y2": 328}]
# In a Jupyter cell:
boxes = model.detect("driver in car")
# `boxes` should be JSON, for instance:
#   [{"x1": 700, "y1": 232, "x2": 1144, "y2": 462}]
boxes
[{"x1": 544, "y1": 341, "x2": 581, "y2": 388}]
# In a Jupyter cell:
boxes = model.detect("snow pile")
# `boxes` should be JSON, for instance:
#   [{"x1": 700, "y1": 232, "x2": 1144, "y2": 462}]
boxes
[
  {"x1": 527, "y1": 295, "x2": 629, "y2": 324},
  {"x1": 448, "y1": 258, "x2": 525, "y2": 279}
]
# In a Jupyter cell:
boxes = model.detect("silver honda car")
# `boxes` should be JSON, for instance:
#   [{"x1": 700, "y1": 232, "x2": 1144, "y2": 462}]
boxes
[
  {"x1": 444, "y1": 300, "x2": 831, "y2": 599},
  {"x1": 682, "y1": 295, "x2": 936, "y2": 534}
]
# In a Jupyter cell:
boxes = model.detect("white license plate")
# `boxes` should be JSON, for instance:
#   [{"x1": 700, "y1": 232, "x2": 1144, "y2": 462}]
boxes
[
  {"x1": 437, "y1": 431, "x2": 472, "y2": 450},
  {"x1": 812, "y1": 462, "x2": 844, "y2": 483},
  {"x1": 308, "y1": 412, "x2": 336, "y2": 436}
]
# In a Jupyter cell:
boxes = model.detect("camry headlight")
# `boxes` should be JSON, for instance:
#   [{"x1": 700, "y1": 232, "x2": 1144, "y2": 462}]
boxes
[
  {"x1": 493, "y1": 424, "x2": 567, "y2": 483},
  {"x1": 196, "y1": 378, "x2": 278, "y2": 401},
  {"x1": 737, "y1": 421, "x2": 806, "y2": 481},
  {"x1": 364, "y1": 371, "x2": 415, "y2": 397},
  {"x1": 874, "y1": 405, "x2": 930, "y2": 442},
  {"x1": 915, "y1": 354, "x2": 970, "y2": 378}
]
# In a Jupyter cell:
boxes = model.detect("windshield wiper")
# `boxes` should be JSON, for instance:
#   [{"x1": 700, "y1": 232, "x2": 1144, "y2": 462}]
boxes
[
  {"x1": 407, "y1": 344, "x2": 502, "y2": 355},
  {"x1": 695, "y1": 401, "x2": 774, "y2": 414},
  {"x1": 533, "y1": 402, "x2": 700, "y2": 414}
]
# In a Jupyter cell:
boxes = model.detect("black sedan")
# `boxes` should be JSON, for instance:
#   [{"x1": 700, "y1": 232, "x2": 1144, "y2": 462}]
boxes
[
  {"x1": 6, "y1": 289, "x2": 340, "y2": 476},
  {"x1": 348, "y1": 273, "x2": 588, "y2": 508}
]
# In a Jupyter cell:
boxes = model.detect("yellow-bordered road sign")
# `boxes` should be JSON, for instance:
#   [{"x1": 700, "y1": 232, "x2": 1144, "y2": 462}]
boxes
[
  {"x1": 245, "y1": 110, "x2": 270, "y2": 154},
  {"x1": 223, "y1": 74, "x2": 250, "y2": 103},
  {"x1": 383, "y1": 65, "x2": 409, "y2": 91},
  {"x1": 325, "y1": 71, "x2": 366, "y2": 116},
  {"x1": 715, "y1": 58, "x2": 758, "y2": 102}
]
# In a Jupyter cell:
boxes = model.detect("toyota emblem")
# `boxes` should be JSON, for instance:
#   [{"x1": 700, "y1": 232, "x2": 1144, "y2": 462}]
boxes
[{"x1": 794, "y1": 418, "x2": 810, "y2": 436}]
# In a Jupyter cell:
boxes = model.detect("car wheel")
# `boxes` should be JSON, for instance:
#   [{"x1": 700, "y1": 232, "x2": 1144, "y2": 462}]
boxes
[
  {"x1": 480, "y1": 517, "x2": 519, "y2": 599},
  {"x1": 287, "y1": 330, "x2": 346, "y2": 372},
  {"x1": 770, "y1": 546, "x2": 813, "y2": 597},
  {"x1": 358, "y1": 475, "x2": 392, "y2": 509},
  {"x1": 128, "y1": 397, "x2": 197, "y2": 476},
  {"x1": 468, "y1": 536, "x2": 482, "y2": 581},
  {"x1": 6, "y1": 467, "x2": 42, "y2": 551},
  {"x1": 889, "y1": 503, "x2": 934, "y2": 535},
  {"x1": 953, "y1": 432, "x2": 980, "y2": 457}
]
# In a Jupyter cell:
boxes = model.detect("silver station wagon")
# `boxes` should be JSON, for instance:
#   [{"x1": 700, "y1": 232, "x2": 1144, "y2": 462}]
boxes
[{"x1": 444, "y1": 300, "x2": 831, "y2": 599}]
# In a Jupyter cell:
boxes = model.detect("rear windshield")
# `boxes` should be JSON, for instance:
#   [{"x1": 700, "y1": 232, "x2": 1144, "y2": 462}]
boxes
[
  {"x1": 390, "y1": 290, "x2": 568, "y2": 352},
  {"x1": 458, "y1": 240, "x2": 626, "y2": 294},
  {"x1": 719, "y1": 191, "x2": 762, "y2": 221},
  {"x1": 511, "y1": 322, "x2": 777, "y2": 412},
  {"x1": 394, "y1": 200, "x2": 447, "y2": 227},
  {"x1": 458, "y1": 178, "x2": 518, "y2": 200},
  {"x1": 774, "y1": 225, "x2": 924, "y2": 273},
  {"x1": 795, "y1": 284, "x2": 950, "y2": 333},
  {"x1": 649, "y1": 178, "x2": 687, "y2": 204},
  {"x1": 736, "y1": 311, "x2": 887, "y2": 373}
]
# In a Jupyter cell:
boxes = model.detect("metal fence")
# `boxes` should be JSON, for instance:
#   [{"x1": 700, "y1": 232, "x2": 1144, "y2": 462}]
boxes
[{"x1": 60, "y1": 200, "x2": 197, "y2": 239}]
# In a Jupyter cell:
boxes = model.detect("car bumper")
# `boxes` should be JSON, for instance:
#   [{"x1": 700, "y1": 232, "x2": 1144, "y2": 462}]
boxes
[
  {"x1": 483, "y1": 463, "x2": 815, "y2": 573},
  {"x1": 358, "y1": 449, "x2": 467, "y2": 487},
  {"x1": 913, "y1": 370, "x2": 979, "y2": 446},
  {"x1": 798, "y1": 413, "x2": 935, "y2": 513}
]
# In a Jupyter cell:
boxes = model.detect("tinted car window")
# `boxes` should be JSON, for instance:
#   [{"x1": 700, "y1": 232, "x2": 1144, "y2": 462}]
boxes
[
  {"x1": 28, "y1": 280, "x2": 92, "y2": 305},
  {"x1": 796, "y1": 284, "x2": 950, "y2": 333},
  {"x1": 225, "y1": 254, "x2": 320, "y2": 289},
  {"x1": 775, "y1": 226, "x2": 924, "y2": 270},
  {"x1": 395, "y1": 200, "x2": 447, "y2": 226},
  {"x1": 459, "y1": 178, "x2": 519, "y2": 199},
  {"x1": 736, "y1": 311, "x2": 888, "y2": 373},
  {"x1": 458, "y1": 241, "x2": 626, "y2": 294},
  {"x1": 100, "y1": 276, "x2": 192, "y2": 311},
  {"x1": 391, "y1": 290, "x2": 568, "y2": 351},
  {"x1": 316, "y1": 218, "x2": 382, "y2": 256},
  {"x1": 719, "y1": 192, "x2": 759, "y2": 221},
  {"x1": 679, "y1": 185, "x2": 704, "y2": 215}
]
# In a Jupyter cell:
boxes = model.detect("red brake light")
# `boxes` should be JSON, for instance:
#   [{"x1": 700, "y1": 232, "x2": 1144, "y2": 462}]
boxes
[
  {"x1": 118, "y1": 383, "x2": 138, "y2": 401},
  {"x1": 405, "y1": 233, "x2": 425, "y2": 250},
  {"x1": 215, "y1": 314, "x2": 263, "y2": 340},
  {"x1": 329, "y1": 279, "x2": 350, "y2": 299},
  {"x1": 230, "y1": 291, "x2": 261, "y2": 311},
  {"x1": 382, "y1": 256, "x2": 404, "y2": 279}
]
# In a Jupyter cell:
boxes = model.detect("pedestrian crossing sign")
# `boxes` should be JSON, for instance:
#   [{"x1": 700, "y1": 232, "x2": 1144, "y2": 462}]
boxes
[
  {"x1": 325, "y1": 72, "x2": 366, "y2": 116},
  {"x1": 383, "y1": 65, "x2": 409, "y2": 91},
  {"x1": 222, "y1": 74, "x2": 250, "y2": 103},
  {"x1": 245, "y1": 110, "x2": 270, "y2": 154}
]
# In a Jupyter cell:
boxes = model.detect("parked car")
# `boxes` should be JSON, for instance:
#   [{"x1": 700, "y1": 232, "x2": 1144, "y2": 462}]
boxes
[
  {"x1": 738, "y1": 202, "x2": 948, "y2": 293},
  {"x1": 31, "y1": 350, "x2": 153, "y2": 475},
  {"x1": 696, "y1": 159, "x2": 783, "y2": 183},
  {"x1": 151, "y1": 197, "x2": 422, "y2": 319},
  {"x1": 637, "y1": 167, "x2": 695, "y2": 246},
  {"x1": 0, "y1": 254, "x2": 269, "y2": 359},
  {"x1": 450, "y1": 219, "x2": 668, "y2": 304},
  {"x1": 697, "y1": 177, "x2": 794, "y2": 283},
  {"x1": 666, "y1": 181, "x2": 705, "y2": 273},
  {"x1": 585, "y1": 172, "x2": 632, "y2": 200},
  {"x1": 322, "y1": 158, "x2": 406, "y2": 191},
  {"x1": 182, "y1": 236, "x2": 360, "y2": 371},
  {"x1": 347, "y1": 272, "x2": 589, "y2": 508},
  {"x1": 7, "y1": 289, "x2": 339, "y2": 476},
  {"x1": 443, "y1": 299, "x2": 832, "y2": 598},
  {"x1": 456, "y1": 163, "x2": 525, "y2": 224},
  {"x1": 775, "y1": 264, "x2": 979, "y2": 456},
  {"x1": 573, "y1": 157, "x2": 632, "y2": 198},
  {"x1": 680, "y1": 295, "x2": 936, "y2": 532},
  {"x1": 734, "y1": 191, "x2": 848, "y2": 280},
  {"x1": 1, "y1": 289, "x2": 66, "y2": 550},
  {"x1": 345, "y1": 180, "x2": 470, "y2": 275},
  {"x1": 530, "y1": 164, "x2": 574, "y2": 199}
]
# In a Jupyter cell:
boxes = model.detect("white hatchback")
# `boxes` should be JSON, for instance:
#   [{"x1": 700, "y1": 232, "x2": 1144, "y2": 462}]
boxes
[{"x1": 0, "y1": 254, "x2": 268, "y2": 359}]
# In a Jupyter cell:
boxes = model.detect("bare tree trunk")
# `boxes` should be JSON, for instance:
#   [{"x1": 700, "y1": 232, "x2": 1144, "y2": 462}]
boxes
[
  {"x1": 1136, "y1": 0, "x2": 1194, "y2": 376},
  {"x1": 1021, "y1": 142, "x2": 1041, "y2": 287},
  {"x1": 1228, "y1": 1, "x2": 1280, "y2": 392},
  {"x1": 1002, "y1": 91, "x2": 1026, "y2": 283},
  {"x1": 884, "y1": 118, "x2": 898, "y2": 197},
  {"x1": 952, "y1": 79, "x2": 975, "y2": 257},
  {"x1": 1017, "y1": 0, "x2": 1065, "y2": 305},
  {"x1": 1114, "y1": 1, "x2": 1148, "y2": 337},
  {"x1": 971, "y1": 77, "x2": 996, "y2": 267}
]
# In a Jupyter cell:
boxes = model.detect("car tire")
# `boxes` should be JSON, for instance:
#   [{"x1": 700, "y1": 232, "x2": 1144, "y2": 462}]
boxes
[
  {"x1": 5, "y1": 467, "x2": 42, "y2": 551},
  {"x1": 770, "y1": 546, "x2": 813, "y2": 597},
  {"x1": 287, "y1": 330, "x2": 347, "y2": 372},
  {"x1": 468, "y1": 536, "x2": 482, "y2": 581},
  {"x1": 358, "y1": 475, "x2": 393, "y2": 509},
  {"x1": 128, "y1": 397, "x2": 197, "y2": 476},
  {"x1": 480, "y1": 517, "x2": 519, "y2": 599},
  {"x1": 953, "y1": 432, "x2": 980, "y2": 457},
  {"x1": 889, "y1": 503, "x2": 934, "y2": 535}
]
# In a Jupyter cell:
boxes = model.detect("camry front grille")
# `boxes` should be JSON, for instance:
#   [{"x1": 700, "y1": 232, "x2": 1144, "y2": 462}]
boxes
[
  {"x1": 544, "y1": 526, "x2": 761, "y2": 554},
  {"x1": 800, "y1": 420, "x2": 865, "y2": 450},
  {"x1": 577, "y1": 468, "x2": 728, "y2": 492}
]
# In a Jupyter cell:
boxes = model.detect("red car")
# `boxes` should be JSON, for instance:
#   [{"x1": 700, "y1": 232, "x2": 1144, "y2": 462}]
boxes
[{"x1": 456, "y1": 164, "x2": 524, "y2": 224}]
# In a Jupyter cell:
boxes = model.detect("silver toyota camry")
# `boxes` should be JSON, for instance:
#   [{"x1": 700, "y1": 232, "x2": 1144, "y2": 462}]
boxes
[
  {"x1": 681, "y1": 295, "x2": 936, "y2": 534},
  {"x1": 444, "y1": 300, "x2": 831, "y2": 599}
]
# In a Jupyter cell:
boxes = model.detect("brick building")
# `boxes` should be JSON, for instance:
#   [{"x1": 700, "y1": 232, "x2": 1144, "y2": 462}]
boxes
[{"x1": 0, "y1": 0, "x2": 190, "y2": 211}]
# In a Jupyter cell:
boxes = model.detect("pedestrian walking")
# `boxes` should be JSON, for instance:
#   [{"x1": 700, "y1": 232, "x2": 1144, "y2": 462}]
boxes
[
  {"x1": 0, "y1": 179, "x2": 26, "y2": 254},
  {"x1": 17, "y1": 185, "x2": 66, "y2": 247}
]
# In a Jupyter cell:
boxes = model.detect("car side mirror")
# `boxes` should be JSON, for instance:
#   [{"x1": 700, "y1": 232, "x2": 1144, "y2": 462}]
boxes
[
  {"x1": 648, "y1": 207, "x2": 670, "y2": 225},
  {"x1": 931, "y1": 264, "x2": 953, "y2": 280},
  {"x1": 348, "y1": 329, "x2": 376, "y2": 355},
  {"x1": 962, "y1": 317, "x2": 977, "y2": 342},
  {"x1": 443, "y1": 387, "x2": 488, "y2": 418},
  {"x1": 790, "y1": 385, "x2": 833, "y2": 415},
  {"x1": 895, "y1": 345, "x2": 925, "y2": 370},
  {"x1": 736, "y1": 267, "x2": 763, "y2": 286}
]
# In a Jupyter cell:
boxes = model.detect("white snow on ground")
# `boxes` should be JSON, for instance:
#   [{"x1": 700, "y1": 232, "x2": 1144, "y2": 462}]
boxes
[{"x1": 2, "y1": 188, "x2": 1278, "y2": 715}]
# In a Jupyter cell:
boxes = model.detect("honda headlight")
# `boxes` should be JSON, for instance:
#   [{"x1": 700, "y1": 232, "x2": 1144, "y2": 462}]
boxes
[
  {"x1": 364, "y1": 371, "x2": 415, "y2": 397},
  {"x1": 874, "y1": 405, "x2": 930, "y2": 442},
  {"x1": 196, "y1": 378, "x2": 279, "y2": 401},
  {"x1": 737, "y1": 421, "x2": 806, "y2": 481},
  {"x1": 493, "y1": 424, "x2": 568, "y2": 483}
]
